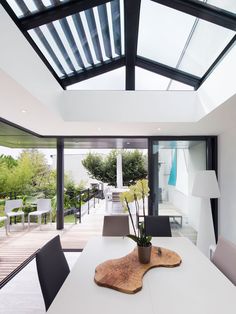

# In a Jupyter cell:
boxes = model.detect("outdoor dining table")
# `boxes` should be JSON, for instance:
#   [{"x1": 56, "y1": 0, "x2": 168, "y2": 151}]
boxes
[{"x1": 47, "y1": 237, "x2": 236, "y2": 314}]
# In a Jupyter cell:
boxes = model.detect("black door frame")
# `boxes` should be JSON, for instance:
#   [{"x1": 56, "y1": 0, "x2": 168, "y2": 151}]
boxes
[{"x1": 0, "y1": 118, "x2": 218, "y2": 238}]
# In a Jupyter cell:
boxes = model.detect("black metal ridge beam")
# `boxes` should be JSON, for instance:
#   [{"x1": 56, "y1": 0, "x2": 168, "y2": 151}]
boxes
[
  {"x1": 20, "y1": 0, "x2": 110, "y2": 31},
  {"x1": 136, "y1": 56, "x2": 201, "y2": 89},
  {"x1": 61, "y1": 56, "x2": 125, "y2": 86},
  {"x1": 152, "y1": 0, "x2": 236, "y2": 31},
  {"x1": 124, "y1": 0, "x2": 141, "y2": 90}
]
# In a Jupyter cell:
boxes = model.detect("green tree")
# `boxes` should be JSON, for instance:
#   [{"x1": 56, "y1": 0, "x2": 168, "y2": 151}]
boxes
[
  {"x1": 0, "y1": 155, "x2": 18, "y2": 168},
  {"x1": 0, "y1": 150, "x2": 54, "y2": 195},
  {"x1": 82, "y1": 150, "x2": 147, "y2": 186},
  {"x1": 81, "y1": 153, "x2": 105, "y2": 182},
  {"x1": 0, "y1": 155, "x2": 18, "y2": 194}
]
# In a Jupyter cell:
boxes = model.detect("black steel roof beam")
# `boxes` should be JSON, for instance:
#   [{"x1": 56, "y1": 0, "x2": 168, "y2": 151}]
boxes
[
  {"x1": 136, "y1": 56, "x2": 201, "y2": 89},
  {"x1": 20, "y1": 0, "x2": 110, "y2": 31},
  {"x1": 124, "y1": 0, "x2": 141, "y2": 90},
  {"x1": 152, "y1": 0, "x2": 236, "y2": 31},
  {"x1": 62, "y1": 56, "x2": 125, "y2": 86}
]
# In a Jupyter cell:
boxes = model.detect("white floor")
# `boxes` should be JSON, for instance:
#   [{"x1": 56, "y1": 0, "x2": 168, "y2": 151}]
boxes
[{"x1": 0, "y1": 252, "x2": 81, "y2": 314}]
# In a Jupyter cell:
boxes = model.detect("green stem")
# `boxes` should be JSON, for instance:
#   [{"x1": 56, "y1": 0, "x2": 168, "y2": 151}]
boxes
[
  {"x1": 125, "y1": 197, "x2": 137, "y2": 237},
  {"x1": 141, "y1": 181, "x2": 145, "y2": 216},
  {"x1": 134, "y1": 195, "x2": 139, "y2": 215},
  {"x1": 134, "y1": 195, "x2": 140, "y2": 237}
]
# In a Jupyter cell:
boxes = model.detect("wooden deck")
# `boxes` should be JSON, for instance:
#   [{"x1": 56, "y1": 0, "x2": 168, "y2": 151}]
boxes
[
  {"x1": 0, "y1": 200, "x2": 196, "y2": 286},
  {"x1": 0, "y1": 201, "x2": 105, "y2": 284}
]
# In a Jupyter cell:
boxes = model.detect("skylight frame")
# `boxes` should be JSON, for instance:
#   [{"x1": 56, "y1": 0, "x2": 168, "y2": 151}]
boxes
[{"x1": 2, "y1": 0, "x2": 236, "y2": 90}]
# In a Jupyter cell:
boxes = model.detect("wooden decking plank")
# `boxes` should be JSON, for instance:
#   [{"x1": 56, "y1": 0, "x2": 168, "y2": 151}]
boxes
[{"x1": 0, "y1": 203, "x2": 105, "y2": 286}]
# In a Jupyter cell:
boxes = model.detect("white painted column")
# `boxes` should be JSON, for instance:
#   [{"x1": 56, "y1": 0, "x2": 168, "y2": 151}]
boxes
[{"x1": 116, "y1": 150, "x2": 123, "y2": 188}]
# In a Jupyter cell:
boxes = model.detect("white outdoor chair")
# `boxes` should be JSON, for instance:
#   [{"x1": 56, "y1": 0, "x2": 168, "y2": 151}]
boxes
[
  {"x1": 0, "y1": 216, "x2": 8, "y2": 235},
  {"x1": 111, "y1": 192, "x2": 123, "y2": 213},
  {"x1": 104, "y1": 187, "x2": 112, "y2": 212},
  {"x1": 28, "y1": 199, "x2": 52, "y2": 230},
  {"x1": 4, "y1": 199, "x2": 24, "y2": 230}
]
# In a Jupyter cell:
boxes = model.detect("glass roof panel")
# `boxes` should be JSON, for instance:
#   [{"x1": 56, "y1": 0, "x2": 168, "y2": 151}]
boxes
[
  {"x1": 23, "y1": 1, "x2": 123, "y2": 80},
  {"x1": 6, "y1": 0, "x2": 72, "y2": 18},
  {"x1": 3, "y1": 0, "x2": 234, "y2": 88},
  {"x1": 178, "y1": 19, "x2": 235, "y2": 77},
  {"x1": 198, "y1": 0, "x2": 236, "y2": 14},
  {"x1": 67, "y1": 67, "x2": 125, "y2": 90},
  {"x1": 93, "y1": 6, "x2": 110, "y2": 61},
  {"x1": 28, "y1": 28, "x2": 66, "y2": 77},
  {"x1": 64, "y1": 16, "x2": 90, "y2": 68},
  {"x1": 138, "y1": 0, "x2": 196, "y2": 68},
  {"x1": 136, "y1": 67, "x2": 170, "y2": 90},
  {"x1": 138, "y1": 0, "x2": 235, "y2": 77},
  {"x1": 6, "y1": 0, "x2": 38, "y2": 16},
  {"x1": 136, "y1": 67, "x2": 194, "y2": 90}
]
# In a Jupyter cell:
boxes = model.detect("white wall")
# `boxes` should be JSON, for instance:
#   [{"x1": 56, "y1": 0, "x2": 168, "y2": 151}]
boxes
[
  {"x1": 187, "y1": 142, "x2": 206, "y2": 230},
  {"x1": 59, "y1": 90, "x2": 202, "y2": 122},
  {"x1": 0, "y1": 5, "x2": 62, "y2": 111},
  {"x1": 218, "y1": 126, "x2": 236, "y2": 244}
]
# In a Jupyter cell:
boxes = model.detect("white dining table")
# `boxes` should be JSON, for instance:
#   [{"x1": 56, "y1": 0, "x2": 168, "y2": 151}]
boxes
[{"x1": 48, "y1": 237, "x2": 236, "y2": 314}]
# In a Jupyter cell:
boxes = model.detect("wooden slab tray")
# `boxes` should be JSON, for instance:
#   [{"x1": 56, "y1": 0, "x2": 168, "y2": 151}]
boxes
[{"x1": 94, "y1": 246, "x2": 182, "y2": 294}]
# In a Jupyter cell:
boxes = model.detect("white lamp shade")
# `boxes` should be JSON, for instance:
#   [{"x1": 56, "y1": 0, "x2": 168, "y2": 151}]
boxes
[{"x1": 192, "y1": 170, "x2": 220, "y2": 199}]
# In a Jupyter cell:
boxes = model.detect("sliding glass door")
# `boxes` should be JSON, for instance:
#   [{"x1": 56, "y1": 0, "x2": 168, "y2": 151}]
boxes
[{"x1": 148, "y1": 138, "x2": 217, "y2": 242}]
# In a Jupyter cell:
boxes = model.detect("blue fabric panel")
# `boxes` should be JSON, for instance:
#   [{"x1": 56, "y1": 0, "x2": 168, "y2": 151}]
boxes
[{"x1": 168, "y1": 149, "x2": 177, "y2": 186}]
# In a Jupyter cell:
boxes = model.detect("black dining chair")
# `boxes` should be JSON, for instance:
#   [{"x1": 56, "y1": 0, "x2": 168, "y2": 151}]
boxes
[
  {"x1": 144, "y1": 216, "x2": 172, "y2": 237},
  {"x1": 36, "y1": 235, "x2": 70, "y2": 311},
  {"x1": 102, "y1": 215, "x2": 130, "y2": 236}
]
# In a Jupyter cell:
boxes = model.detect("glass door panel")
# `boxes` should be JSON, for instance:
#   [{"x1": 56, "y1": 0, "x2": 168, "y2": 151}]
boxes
[{"x1": 149, "y1": 139, "x2": 207, "y2": 243}]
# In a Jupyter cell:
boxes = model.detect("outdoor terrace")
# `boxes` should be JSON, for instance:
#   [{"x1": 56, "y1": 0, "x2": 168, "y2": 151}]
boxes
[{"x1": 0, "y1": 197, "x2": 196, "y2": 287}]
